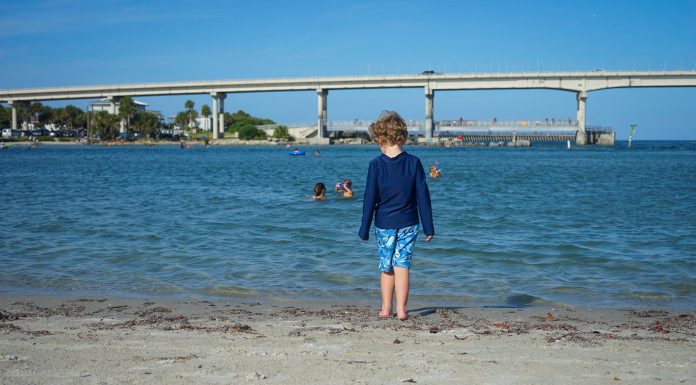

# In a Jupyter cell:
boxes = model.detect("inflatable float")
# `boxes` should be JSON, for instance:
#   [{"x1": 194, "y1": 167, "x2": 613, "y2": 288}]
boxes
[{"x1": 289, "y1": 149, "x2": 305, "y2": 155}]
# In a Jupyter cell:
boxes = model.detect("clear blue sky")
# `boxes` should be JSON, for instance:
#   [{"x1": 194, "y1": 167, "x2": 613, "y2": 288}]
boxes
[{"x1": 1, "y1": 0, "x2": 694, "y2": 139}]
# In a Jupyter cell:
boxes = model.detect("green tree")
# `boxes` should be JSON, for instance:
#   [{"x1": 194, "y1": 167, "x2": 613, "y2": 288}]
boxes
[
  {"x1": 237, "y1": 124, "x2": 267, "y2": 140},
  {"x1": 132, "y1": 111, "x2": 161, "y2": 139},
  {"x1": 29, "y1": 102, "x2": 43, "y2": 124},
  {"x1": 119, "y1": 97, "x2": 136, "y2": 132},
  {"x1": 200, "y1": 104, "x2": 211, "y2": 130},
  {"x1": 273, "y1": 125, "x2": 290, "y2": 139},
  {"x1": 184, "y1": 100, "x2": 197, "y2": 130},
  {"x1": 15, "y1": 101, "x2": 31, "y2": 126},
  {"x1": 39, "y1": 105, "x2": 54, "y2": 126},
  {"x1": 65, "y1": 105, "x2": 84, "y2": 128},
  {"x1": 224, "y1": 110, "x2": 275, "y2": 134},
  {"x1": 201, "y1": 104, "x2": 211, "y2": 118},
  {"x1": 53, "y1": 108, "x2": 70, "y2": 128},
  {"x1": 175, "y1": 111, "x2": 190, "y2": 137},
  {"x1": 0, "y1": 105, "x2": 10, "y2": 127},
  {"x1": 92, "y1": 111, "x2": 119, "y2": 140}
]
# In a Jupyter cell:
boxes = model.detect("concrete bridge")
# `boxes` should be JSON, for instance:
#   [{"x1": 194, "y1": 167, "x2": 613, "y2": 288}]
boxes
[{"x1": 2, "y1": 70, "x2": 696, "y2": 145}]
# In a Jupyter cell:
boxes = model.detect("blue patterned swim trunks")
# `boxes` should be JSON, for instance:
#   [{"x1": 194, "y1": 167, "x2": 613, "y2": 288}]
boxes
[{"x1": 375, "y1": 225, "x2": 420, "y2": 272}]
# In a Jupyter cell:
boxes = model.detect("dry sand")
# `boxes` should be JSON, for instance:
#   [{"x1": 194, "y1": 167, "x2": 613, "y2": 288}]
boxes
[{"x1": 1, "y1": 296, "x2": 694, "y2": 385}]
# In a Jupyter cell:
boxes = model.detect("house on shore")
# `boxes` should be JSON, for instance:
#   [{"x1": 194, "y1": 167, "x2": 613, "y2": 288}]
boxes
[{"x1": 87, "y1": 98, "x2": 148, "y2": 115}]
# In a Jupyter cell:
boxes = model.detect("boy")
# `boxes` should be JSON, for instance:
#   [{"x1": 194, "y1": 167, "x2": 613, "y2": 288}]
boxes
[
  {"x1": 335, "y1": 179, "x2": 353, "y2": 198},
  {"x1": 359, "y1": 111, "x2": 434, "y2": 320}
]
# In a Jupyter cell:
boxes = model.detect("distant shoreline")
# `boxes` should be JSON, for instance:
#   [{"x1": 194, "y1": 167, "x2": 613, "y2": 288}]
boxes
[{"x1": 3, "y1": 139, "x2": 694, "y2": 147}]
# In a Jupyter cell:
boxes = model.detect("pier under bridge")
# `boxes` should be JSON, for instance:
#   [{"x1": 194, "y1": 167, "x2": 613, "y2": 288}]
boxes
[{"x1": 258, "y1": 119, "x2": 615, "y2": 145}]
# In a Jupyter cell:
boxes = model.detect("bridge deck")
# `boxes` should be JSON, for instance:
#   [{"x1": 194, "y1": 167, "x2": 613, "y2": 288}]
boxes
[{"x1": 2, "y1": 70, "x2": 696, "y2": 102}]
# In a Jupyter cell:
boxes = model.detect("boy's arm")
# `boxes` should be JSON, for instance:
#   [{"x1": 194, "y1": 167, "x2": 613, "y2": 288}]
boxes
[
  {"x1": 358, "y1": 162, "x2": 378, "y2": 240},
  {"x1": 415, "y1": 159, "x2": 435, "y2": 237}
]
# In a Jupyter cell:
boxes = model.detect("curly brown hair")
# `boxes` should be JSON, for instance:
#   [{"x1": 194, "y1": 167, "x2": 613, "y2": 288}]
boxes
[{"x1": 368, "y1": 111, "x2": 408, "y2": 146}]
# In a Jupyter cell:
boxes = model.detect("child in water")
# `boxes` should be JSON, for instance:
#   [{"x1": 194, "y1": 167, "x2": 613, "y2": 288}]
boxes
[
  {"x1": 335, "y1": 179, "x2": 353, "y2": 198},
  {"x1": 359, "y1": 111, "x2": 434, "y2": 321},
  {"x1": 429, "y1": 164, "x2": 441, "y2": 179},
  {"x1": 312, "y1": 182, "x2": 326, "y2": 200}
]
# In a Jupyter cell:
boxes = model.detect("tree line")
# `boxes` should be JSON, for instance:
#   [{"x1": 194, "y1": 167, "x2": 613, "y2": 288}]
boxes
[
  {"x1": 0, "y1": 97, "x2": 161, "y2": 140},
  {"x1": 1, "y1": 98, "x2": 292, "y2": 141},
  {"x1": 175, "y1": 99, "x2": 291, "y2": 140}
]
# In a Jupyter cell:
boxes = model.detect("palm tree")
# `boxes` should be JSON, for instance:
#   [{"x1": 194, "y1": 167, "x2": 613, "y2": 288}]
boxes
[
  {"x1": 93, "y1": 111, "x2": 118, "y2": 140},
  {"x1": 119, "y1": 97, "x2": 136, "y2": 133},
  {"x1": 175, "y1": 111, "x2": 190, "y2": 139},
  {"x1": 184, "y1": 100, "x2": 197, "y2": 133},
  {"x1": 200, "y1": 104, "x2": 211, "y2": 132}
]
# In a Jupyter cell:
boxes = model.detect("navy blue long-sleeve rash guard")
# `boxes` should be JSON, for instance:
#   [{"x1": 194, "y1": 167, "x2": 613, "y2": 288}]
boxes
[{"x1": 359, "y1": 151, "x2": 434, "y2": 241}]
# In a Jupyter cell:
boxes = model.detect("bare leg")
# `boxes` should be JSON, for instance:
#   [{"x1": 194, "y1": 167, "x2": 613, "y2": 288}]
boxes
[
  {"x1": 380, "y1": 271, "x2": 395, "y2": 317},
  {"x1": 394, "y1": 267, "x2": 410, "y2": 320}
]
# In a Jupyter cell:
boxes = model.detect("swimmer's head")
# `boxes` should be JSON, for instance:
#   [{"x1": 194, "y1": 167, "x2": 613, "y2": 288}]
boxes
[{"x1": 314, "y1": 182, "x2": 326, "y2": 196}]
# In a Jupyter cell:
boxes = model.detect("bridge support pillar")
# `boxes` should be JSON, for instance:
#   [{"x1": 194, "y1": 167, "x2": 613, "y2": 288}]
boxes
[
  {"x1": 8, "y1": 101, "x2": 17, "y2": 130},
  {"x1": 575, "y1": 91, "x2": 587, "y2": 146},
  {"x1": 425, "y1": 88, "x2": 434, "y2": 142},
  {"x1": 211, "y1": 93, "x2": 219, "y2": 140},
  {"x1": 218, "y1": 93, "x2": 226, "y2": 138},
  {"x1": 317, "y1": 89, "x2": 328, "y2": 139}
]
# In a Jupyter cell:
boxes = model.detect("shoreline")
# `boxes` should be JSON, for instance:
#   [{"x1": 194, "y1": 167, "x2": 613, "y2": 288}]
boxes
[
  {"x1": 1, "y1": 139, "x2": 357, "y2": 146},
  {"x1": 1, "y1": 294, "x2": 694, "y2": 384}
]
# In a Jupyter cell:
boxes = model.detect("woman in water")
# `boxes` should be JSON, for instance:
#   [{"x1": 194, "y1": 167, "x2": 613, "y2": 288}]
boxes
[{"x1": 313, "y1": 182, "x2": 327, "y2": 200}]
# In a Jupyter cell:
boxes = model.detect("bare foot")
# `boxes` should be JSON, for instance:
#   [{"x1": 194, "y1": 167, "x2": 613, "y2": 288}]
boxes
[
  {"x1": 379, "y1": 309, "x2": 392, "y2": 318},
  {"x1": 397, "y1": 311, "x2": 408, "y2": 321}
]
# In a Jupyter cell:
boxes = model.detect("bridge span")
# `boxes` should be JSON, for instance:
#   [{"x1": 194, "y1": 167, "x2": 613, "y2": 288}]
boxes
[{"x1": 2, "y1": 70, "x2": 695, "y2": 145}]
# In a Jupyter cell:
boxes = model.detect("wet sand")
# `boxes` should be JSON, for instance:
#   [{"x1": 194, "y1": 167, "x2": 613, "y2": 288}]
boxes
[{"x1": 1, "y1": 295, "x2": 694, "y2": 384}]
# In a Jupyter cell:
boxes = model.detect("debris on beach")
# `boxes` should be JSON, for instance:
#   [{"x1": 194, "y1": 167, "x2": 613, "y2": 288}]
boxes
[
  {"x1": 135, "y1": 307, "x2": 173, "y2": 317},
  {"x1": 225, "y1": 324, "x2": 254, "y2": 333},
  {"x1": 628, "y1": 310, "x2": 669, "y2": 317},
  {"x1": 651, "y1": 320, "x2": 670, "y2": 334},
  {"x1": 1, "y1": 303, "x2": 86, "y2": 318}
]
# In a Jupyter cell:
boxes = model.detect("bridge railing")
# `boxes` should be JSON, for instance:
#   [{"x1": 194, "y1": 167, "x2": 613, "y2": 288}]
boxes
[
  {"x1": 257, "y1": 121, "x2": 316, "y2": 130},
  {"x1": 258, "y1": 119, "x2": 588, "y2": 134},
  {"x1": 438, "y1": 119, "x2": 578, "y2": 127},
  {"x1": 323, "y1": 120, "x2": 580, "y2": 132}
]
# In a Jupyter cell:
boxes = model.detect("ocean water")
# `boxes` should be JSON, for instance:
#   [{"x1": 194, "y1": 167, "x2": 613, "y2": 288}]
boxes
[{"x1": 1, "y1": 142, "x2": 695, "y2": 309}]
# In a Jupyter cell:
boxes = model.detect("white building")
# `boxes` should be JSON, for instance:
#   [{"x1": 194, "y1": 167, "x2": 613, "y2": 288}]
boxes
[
  {"x1": 196, "y1": 117, "x2": 211, "y2": 131},
  {"x1": 87, "y1": 98, "x2": 148, "y2": 114}
]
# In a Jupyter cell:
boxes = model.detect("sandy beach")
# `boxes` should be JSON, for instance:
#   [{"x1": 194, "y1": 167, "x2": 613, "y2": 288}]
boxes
[{"x1": 1, "y1": 296, "x2": 693, "y2": 385}]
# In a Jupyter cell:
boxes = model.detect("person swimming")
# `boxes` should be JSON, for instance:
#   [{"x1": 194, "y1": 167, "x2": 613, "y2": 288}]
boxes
[
  {"x1": 335, "y1": 179, "x2": 353, "y2": 198},
  {"x1": 313, "y1": 182, "x2": 327, "y2": 200},
  {"x1": 429, "y1": 165, "x2": 441, "y2": 179}
]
